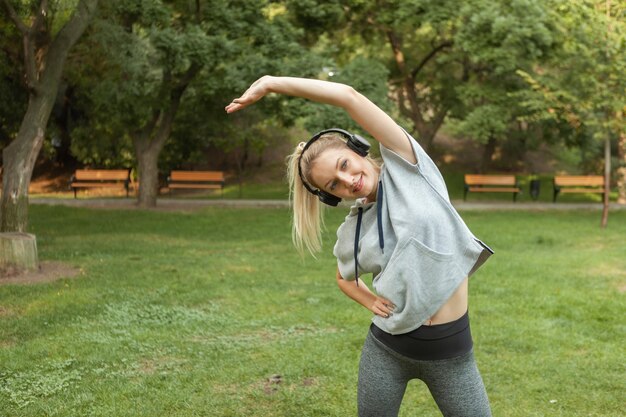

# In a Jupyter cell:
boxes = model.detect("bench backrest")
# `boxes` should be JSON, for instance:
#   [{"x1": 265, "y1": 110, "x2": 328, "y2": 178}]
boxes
[
  {"x1": 170, "y1": 171, "x2": 224, "y2": 182},
  {"x1": 75, "y1": 170, "x2": 129, "y2": 181},
  {"x1": 464, "y1": 174, "x2": 516, "y2": 186},
  {"x1": 554, "y1": 175, "x2": 604, "y2": 187}
]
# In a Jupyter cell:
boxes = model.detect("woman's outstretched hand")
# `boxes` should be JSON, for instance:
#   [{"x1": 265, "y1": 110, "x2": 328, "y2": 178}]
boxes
[{"x1": 225, "y1": 76, "x2": 271, "y2": 114}]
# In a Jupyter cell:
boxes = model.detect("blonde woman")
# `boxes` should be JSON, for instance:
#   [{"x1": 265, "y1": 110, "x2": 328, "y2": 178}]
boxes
[{"x1": 226, "y1": 76, "x2": 493, "y2": 417}]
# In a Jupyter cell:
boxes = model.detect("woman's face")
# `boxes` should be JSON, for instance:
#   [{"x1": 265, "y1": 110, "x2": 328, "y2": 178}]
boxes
[{"x1": 309, "y1": 147, "x2": 378, "y2": 202}]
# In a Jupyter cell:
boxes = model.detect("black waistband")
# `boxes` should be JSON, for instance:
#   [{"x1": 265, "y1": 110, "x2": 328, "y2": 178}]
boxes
[{"x1": 370, "y1": 311, "x2": 473, "y2": 361}]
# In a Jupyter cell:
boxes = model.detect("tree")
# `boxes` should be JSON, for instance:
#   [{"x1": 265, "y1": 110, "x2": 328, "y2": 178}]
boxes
[
  {"x1": 285, "y1": 0, "x2": 558, "y2": 160},
  {"x1": 0, "y1": 0, "x2": 98, "y2": 234},
  {"x1": 66, "y1": 0, "x2": 315, "y2": 207},
  {"x1": 516, "y1": 0, "x2": 625, "y2": 224},
  {"x1": 299, "y1": 57, "x2": 393, "y2": 137},
  {"x1": 446, "y1": 0, "x2": 556, "y2": 172}
]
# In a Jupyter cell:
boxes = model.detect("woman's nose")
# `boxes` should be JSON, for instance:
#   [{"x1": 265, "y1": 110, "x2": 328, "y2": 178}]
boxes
[{"x1": 338, "y1": 172, "x2": 353, "y2": 187}]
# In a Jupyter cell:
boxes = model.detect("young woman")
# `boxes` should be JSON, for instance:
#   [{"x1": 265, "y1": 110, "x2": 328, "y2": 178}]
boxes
[{"x1": 226, "y1": 76, "x2": 493, "y2": 417}]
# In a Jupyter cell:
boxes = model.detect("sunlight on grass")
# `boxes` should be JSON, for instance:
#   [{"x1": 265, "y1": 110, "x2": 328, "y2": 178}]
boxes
[{"x1": 0, "y1": 206, "x2": 624, "y2": 416}]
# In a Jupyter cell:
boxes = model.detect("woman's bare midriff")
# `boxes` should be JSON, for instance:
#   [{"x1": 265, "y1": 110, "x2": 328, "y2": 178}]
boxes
[{"x1": 425, "y1": 277, "x2": 469, "y2": 326}]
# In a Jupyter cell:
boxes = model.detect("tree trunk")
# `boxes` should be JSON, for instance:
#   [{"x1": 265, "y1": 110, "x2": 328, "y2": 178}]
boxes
[
  {"x1": 481, "y1": 136, "x2": 497, "y2": 173},
  {"x1": 132, "y1": 65, "x2": 201, "y2": 208},
  {"x1": 385, "y1": 29, "x2": 448, "y2": 151},
  {"x1": 601, "y1": 137, "x2": 610, "y2": 228},
  {"x1": 617, "y1": 126, "x2": 626, "y2": 205},
  {"x1": 1, "y1": 116, "x2": 45, "y2": 232},
  {"x1": 0, "y1": 232, "x2": 38, "y2": 272},
  {"x1": 0, "y1": 0, "x2": 99, "y2": 233},
  {"x1": 134, "y1": 135, "x2": 162, "y2": 207}
]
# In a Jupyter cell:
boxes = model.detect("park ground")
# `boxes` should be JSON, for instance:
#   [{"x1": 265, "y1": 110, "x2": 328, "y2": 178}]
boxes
[
  {"x1": 0, "y1": 203, "x2": 624, "y2": 416},
  {"x1": 2, "y1": 135, "x2": 624, "y2": 415}
]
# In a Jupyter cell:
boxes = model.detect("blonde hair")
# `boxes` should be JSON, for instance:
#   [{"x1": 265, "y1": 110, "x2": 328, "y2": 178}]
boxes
[{"x1": 286, "y1": 133, "x2": 380, "y2": 256}]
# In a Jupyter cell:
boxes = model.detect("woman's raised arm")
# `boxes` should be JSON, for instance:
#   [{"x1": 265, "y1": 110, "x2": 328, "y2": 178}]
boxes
[{"x1": 225, "y1": 76, "x2": 415, "y2": 164}]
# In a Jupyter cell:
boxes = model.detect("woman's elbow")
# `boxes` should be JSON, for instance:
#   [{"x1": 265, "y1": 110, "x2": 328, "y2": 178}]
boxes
[
  {"x1": 336, "y1": 269, "x2": 344, "y2": 284},
  {"x1": 336, "y1": 270, "x2": 350, "y2": 290},
  {"x1": 339, "y1": 85, "x2": 361, "y2": 109}
]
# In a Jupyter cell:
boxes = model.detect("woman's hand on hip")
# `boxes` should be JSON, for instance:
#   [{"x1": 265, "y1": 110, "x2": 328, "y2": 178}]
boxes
[
  {"x1": 225, "y1": 76, "x2": 272, "y2": 114},
  {"x1": 370, "y1": 296, "x2": 395, "y2": 318}
]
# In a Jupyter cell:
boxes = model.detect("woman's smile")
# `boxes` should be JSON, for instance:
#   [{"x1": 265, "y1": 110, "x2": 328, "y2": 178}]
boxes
[{"x1": 353, "y1": 175, "x2": 363, "y2": 193}]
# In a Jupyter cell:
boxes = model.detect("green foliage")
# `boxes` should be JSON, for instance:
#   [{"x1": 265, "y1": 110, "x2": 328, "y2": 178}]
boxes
[
  {"x1": 514, "y1": 0, "x2": 626, "y2": 159},
  {"x1": 62, "y1": 0, "x2": 318, "y2": 173},
  {"x1": 0, "y1": 20, "x2": 26, "y2": 147},
  {"x1": 446, "y1": 0, "x2": 557, "y2": 154},
  {"x1": 300, "y1": 57, "x2": 392, "y2": 136},
  {"x1": 457, "y1": 0, "x2": 555, "y2": 74},
  {"x1": 3, "y1": 0, "x2": 621, "y2": 177}
]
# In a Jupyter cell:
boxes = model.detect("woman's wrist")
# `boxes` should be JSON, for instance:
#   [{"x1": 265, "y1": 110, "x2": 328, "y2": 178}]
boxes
[{"x1": 259, "y1": 75, "x2": 276, "y2": 95}]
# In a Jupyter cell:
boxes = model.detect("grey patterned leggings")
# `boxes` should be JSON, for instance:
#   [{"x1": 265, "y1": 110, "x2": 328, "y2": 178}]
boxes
[{"x1": 358, "y1": 331, "x2": 492, "y2": 417}]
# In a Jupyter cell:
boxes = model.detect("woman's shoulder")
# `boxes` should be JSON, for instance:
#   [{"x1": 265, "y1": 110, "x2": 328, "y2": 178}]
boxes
[{"x1": 379, "y1": 128, "x2": 421, "y2": 170}]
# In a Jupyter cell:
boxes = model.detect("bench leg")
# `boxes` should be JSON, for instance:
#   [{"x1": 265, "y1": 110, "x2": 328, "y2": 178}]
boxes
[
  {"x1": 553, "y1": 189, "x2": 559, "y2": 203},
  {"x1": 73, "y1": 188, "x2": 77, "y2": 199},
  {"x1": 513, "y1": 192, "x2": 517, "y2": 202},
  {"x1": 463, "y1": 187, "x2": 468, "y2": 202}
]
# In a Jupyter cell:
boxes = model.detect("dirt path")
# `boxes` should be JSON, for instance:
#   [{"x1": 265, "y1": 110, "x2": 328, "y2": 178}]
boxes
[{"x1": 30, "y1": 197, "x2": 626, "y2": 211}]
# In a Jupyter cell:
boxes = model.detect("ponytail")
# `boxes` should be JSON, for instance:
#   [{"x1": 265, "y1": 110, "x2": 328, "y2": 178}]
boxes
[{"x1": 286, "y1": 142, "x2": 325, "y2": 256}]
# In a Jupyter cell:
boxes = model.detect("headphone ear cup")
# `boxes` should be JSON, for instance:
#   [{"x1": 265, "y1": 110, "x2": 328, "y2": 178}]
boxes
[
  {"x1": 317, "y1": 190, "x2": 341, "y2": 207},
  {"x1": 346, "y1": 134, "x2": 371, "y2": 157}
]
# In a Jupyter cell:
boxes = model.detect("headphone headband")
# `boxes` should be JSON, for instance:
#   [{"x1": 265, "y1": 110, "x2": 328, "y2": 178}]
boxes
[{"x1": 297, "y1": 128, "x2": 371, "y2": 207}]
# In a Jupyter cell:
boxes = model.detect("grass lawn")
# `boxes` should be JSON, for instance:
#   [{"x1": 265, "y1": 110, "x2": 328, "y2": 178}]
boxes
[{"x1": 0, "y1": 205, "x2": 624, "y2": 416}]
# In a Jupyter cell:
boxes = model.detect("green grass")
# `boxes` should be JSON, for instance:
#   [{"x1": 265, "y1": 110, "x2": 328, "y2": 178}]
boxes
[{"x1": 1, "y1": 205, "x2": 624, "y2": 416}]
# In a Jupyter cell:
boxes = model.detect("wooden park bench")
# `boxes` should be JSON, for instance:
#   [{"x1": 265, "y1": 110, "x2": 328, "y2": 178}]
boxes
[
  {"x1": 464, "y1": 174, "x2": 521, "y2": 202},
  {"x1": 167, "y1": 170, "x2": 225, "y2": 195},
  {"x1": 553, "y1": 175, "x2": 605, "y2": 202},
  {"x1": 70, "y1": 169, "x2": 131, "y2": 198}
]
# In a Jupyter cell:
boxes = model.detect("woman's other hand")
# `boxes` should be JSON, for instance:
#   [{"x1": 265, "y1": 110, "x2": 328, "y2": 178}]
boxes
[
  {"x1": 370, "y1": 296, "x2": 395, "y2": 318},
  {"x1": 225, "y1": 76, "x2": 272, "y2": 114}
]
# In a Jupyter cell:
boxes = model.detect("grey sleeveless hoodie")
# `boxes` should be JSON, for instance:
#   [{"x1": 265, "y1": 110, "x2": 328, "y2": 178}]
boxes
[{"x1": 333, "y1": 129, "x2": 493, "y2": 335}]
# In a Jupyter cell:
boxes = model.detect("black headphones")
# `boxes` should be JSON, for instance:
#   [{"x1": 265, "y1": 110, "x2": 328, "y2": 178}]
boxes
[{"x1": 297, "y1": 128, "x2": 371, "y2": 206}]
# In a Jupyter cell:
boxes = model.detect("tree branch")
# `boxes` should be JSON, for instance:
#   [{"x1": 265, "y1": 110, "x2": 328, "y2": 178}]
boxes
[
  {"x1": 386, "y1": 28, "x2": 426, "y2": 128},
  {"x1": 195, "y1": 0, "x2": 202, "y2": 23},
  {"x1": 174, "y1": 62, "x2": 202, "y2": 93},
  {"x1": 386, "y1": 29, "x2": 407, "y2": 74},
  {"x1": 430, "y1": 107, "x2": 448, "y2": 135},
  {"x1": 3, "y1": 0, "x2": 45, "y2": 90},
  {"x1": 1, "y1": 0, "x2": 28, "y2": 34},
  {"x1": 153, "y1": 63, "x2": 202, "y2": 150},
  {"x1": 410, "y1": 41, "x2": 453, "y2": 80},
  {"x1": 29, "y1": 0, "x2": 48, "y2": 38},
  {"x1": 42, "y1": 0, "x2": 98, "y2": 88},
  {"x1": 22, "y1": 35, "x2": 39, "y2": 90}
]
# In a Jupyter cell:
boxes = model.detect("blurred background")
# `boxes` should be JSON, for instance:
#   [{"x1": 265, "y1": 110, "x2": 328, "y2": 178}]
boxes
[{"x1": 1, "y1": 0, "x2": 624, "y2": 203}]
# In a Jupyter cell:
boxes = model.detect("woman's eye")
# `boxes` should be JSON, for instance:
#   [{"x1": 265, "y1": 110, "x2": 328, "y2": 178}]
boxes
[
  {"x1": 341, "y1": 160, "x2": 348, "y2": 169},
  {"x1": 330, "y1": 181, "x2": 337, "y2": 191}
]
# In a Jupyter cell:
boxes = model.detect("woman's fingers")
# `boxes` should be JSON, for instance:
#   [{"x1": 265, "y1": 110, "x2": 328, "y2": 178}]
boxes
[
  {"x1": 225, "y1": 102, "x2": 244, "y2": 113},
  {"x1": 225, "y1": 77, "x2": 269, "y2": 114},
  {"x1": 372, "y1": 298, "x2": 396, "y2": 318},
  {"x1": 380, "y1": 298, "x2": 396, "y2": 312},
  {"x1": 225, "y1": 93, "x2": 257, "y2": 113}
]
